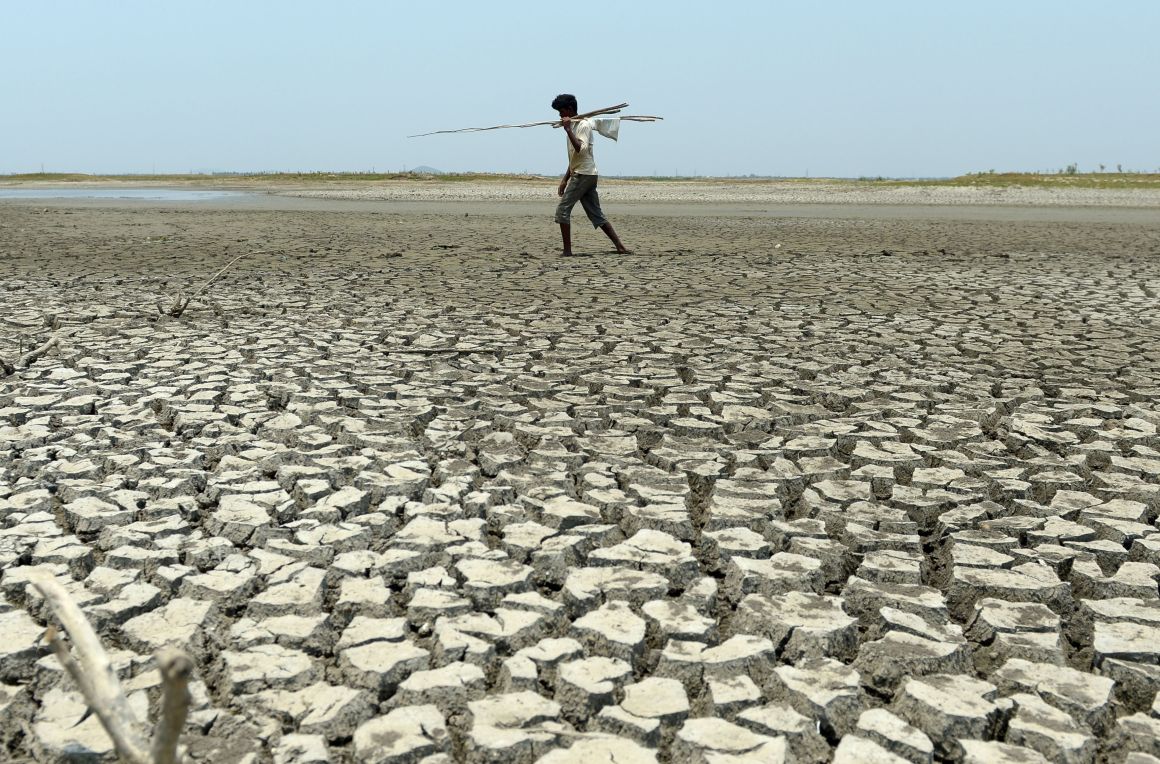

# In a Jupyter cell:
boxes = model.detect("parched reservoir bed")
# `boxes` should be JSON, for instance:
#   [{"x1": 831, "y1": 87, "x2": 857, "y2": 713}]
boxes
[{"x1": 1, "y1": 196, "x2": 1159, "y2": 762}]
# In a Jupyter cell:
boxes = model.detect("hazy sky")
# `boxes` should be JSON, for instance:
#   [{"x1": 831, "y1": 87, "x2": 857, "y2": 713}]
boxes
[{"x1": 4, "y1": 1, "x2": 1157, "y2": 178}]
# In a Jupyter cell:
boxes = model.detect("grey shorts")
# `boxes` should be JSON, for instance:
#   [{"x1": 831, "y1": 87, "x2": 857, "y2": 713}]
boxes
[{"x1": 554, "y1": 173, "x2": 607, "y2": 228}]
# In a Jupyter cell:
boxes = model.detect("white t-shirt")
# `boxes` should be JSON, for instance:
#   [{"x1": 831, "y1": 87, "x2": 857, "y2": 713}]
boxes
[{"x1": 566, "y1": 118, "x2": 598, "y2": 175}]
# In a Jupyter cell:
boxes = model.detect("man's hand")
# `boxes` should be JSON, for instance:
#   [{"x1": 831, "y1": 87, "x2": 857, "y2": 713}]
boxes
[{"x1": 558, "y1": 178, "x2": 568, "y2": 197}]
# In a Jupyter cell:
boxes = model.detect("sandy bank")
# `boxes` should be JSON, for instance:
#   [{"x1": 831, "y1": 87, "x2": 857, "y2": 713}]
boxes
[{"x1": 278, "y1": 179, "x2": 1160, "y2": 207}]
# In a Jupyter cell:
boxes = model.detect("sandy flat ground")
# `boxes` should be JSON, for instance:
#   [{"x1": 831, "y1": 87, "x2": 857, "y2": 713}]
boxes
[
  {"x1": 6, "y1": 178, "x2": 1158, "y2": 226},
  {"x1": 8, "y1": 176, "x2": 1160, "y2": 208},
  {"x1": 2, "y1": 183, "x2": 1160, "y2": 761},
  {"x1": 276, "y1": 177, "x2": 1160, "y2": 208}
]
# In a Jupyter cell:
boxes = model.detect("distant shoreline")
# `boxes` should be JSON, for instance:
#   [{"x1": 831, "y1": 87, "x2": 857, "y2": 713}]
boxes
[
  {"x1": 2, "y1": 171, "x2": 1160, "y2": 191},
  {"x1": 2, "y1": 176, "x2": 1158, "y2": 211}
]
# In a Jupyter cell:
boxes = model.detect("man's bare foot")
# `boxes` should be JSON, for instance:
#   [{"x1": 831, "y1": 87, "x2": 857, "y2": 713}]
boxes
[
  {"x1": 561, "y1": 250, "x2": 574, "y2": 257},
  {"x1": 615, "y1": 248, "x2": 633, "y2": 255}
]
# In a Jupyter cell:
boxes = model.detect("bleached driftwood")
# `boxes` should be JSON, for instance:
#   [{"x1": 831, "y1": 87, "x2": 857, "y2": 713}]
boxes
[{"x1": 31, "y1": 572, "x2": 192, "y2": 764}]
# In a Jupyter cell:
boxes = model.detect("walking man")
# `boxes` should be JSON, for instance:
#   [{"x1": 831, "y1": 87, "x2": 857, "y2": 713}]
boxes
[{"x1": 552, "y1": 94, "x2": 630, "y2": 257}]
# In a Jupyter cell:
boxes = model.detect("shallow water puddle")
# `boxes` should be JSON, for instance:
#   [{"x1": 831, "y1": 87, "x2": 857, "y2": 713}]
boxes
[{"x1": 0, "y1": 188, "x2": 246, "y2": 201}]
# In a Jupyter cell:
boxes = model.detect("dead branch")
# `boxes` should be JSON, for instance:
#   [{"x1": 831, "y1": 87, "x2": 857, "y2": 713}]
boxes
[
  {"x1": 31, "y1": 572, "x2": 195, "y2": 764},
  {"x1": 162, "y1": 245, "x2": 312, "y2": 318},
  {"x1": 19, "y1": 329, "x2": 70, "y2": 365},
  {"x1": 160, "y1": 253, "x2": 251, "y2": 318},
  {"x1": 32, "y1": 573, "x2": 152, "y2": 764},
  {"x1": 158, "y1": 295, "x2": 192, "y2": 318},
  {"x1": 187, "y1": 252, "x2": 251, "y2": 302},
  {"x1": 151, "y1": 648, "x2": 193, "y2": 764},
  {"x1": 44, "y1": 625, "x2": 100, "y2": 705},
  {"x1": 0, "y1": 328, "x2": 76, "y2": 378}
]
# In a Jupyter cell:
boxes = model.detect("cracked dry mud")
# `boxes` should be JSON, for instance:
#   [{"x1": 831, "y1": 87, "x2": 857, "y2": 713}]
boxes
[{"x1": 2, "y1": 197, "x2": 1160, "y2": 763}]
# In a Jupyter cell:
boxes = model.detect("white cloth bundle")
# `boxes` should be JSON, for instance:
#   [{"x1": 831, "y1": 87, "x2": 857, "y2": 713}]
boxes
[{"x1": 593, "y1": 118, "x2": 620, "y2": 141}]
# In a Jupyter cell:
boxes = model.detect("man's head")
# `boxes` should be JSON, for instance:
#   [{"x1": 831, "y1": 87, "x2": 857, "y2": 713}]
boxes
[{"x1": 551, "y1": 93, "x2": 578, "y2": 117}]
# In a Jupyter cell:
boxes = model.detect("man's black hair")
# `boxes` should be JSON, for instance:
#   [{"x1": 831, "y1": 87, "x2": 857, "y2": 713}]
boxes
[{"x1": 551, "y1": 94, "x2": 578, "y2": 112}]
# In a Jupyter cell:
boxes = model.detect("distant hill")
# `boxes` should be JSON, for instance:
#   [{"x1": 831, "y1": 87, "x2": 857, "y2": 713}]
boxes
[{"x1": 410, "y1": 166, "x2": 443, "y2": 174}]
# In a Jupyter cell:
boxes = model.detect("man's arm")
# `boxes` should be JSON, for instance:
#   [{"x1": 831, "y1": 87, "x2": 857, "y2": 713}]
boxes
[
  {"x1": 558, "y1": 169, "x2": 571, "y2": 197},
  {"x1": 562, "y1": 118, "x2": 587, "y2": 153},
  {"x1": 562, "y1": 118, "x2": 584, "y2": 153}
]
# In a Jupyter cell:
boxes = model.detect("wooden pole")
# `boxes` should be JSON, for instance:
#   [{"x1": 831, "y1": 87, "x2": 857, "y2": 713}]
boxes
[{"x1": 409, "y1": 102, "x2": 665, "y2": 138}]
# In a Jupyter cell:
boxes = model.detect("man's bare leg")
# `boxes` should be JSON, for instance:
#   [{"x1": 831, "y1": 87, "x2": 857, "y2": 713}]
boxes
[
  {"x1": 559, "y1": 223, "x2": 572, "y2": 256},
  {"x1": 600, "y1": 222, "x2": 631, "y2": 254}
]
